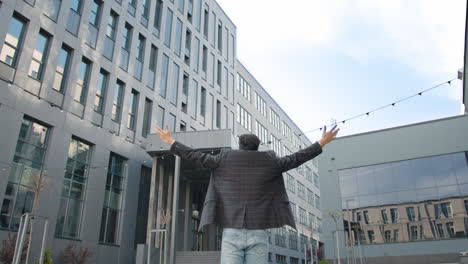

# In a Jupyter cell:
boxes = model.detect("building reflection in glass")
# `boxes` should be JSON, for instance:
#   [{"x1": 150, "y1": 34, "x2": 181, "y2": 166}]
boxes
[{"x1": 339, "y1": 151, "x2": 468, "y2": 245}]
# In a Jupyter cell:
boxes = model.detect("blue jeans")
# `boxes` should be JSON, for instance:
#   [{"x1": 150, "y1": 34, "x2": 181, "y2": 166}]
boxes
[{"x1": 221, "y1": 228, "x2": 268, "y2": 264}]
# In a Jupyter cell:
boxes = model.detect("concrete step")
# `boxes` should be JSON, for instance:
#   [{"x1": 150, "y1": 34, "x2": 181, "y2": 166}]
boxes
[{"x1": 175, "y1": 251, "x2": 221, "y2": 264}]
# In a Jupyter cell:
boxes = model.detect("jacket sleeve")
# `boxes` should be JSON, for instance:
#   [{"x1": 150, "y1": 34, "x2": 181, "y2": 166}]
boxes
[
  {"x1": 276, "y1": 142, "x2": 323, "y2": 172},
  {"x1": 170, "y1": 141, "x2": 221, "y2": 169}
]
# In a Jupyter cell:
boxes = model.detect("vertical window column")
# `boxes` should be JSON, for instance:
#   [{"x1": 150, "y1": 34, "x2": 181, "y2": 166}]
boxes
[
  {"x1": 0, "y1": 14, "x2": 27, "y2": 67},
  {"x1": 142, "y1": 98, "x2": 153, "y2": 137},
  {"x1": 99, "y1": 154, "x2": 127, "y2": 244},
  {"x1": 104, "y1": 11, "x2": 118, "y2": 61},
  {"x1": 85, "y1": 0, "x2": 102, "y2": 48},
  {"x1": 112, "y1": 80, "x2": 125, "y2": 123},
  {"x1": 52, "y1": 44, "x2": 72, "y2": 93},
  {"x1": 28, "y1": 30, "x2": 51, "y2": 80},
  {"x1": 119, "y1": 23, "x2": 133, "y2": 70},
  {"x1": 94, "y1": 69, "x2": 109, "y2": 114},
  {"x1": 127, "y1": 90, "x2": 139, "y2": 130},
  {"x1": 66, "y1": 0, "x2": 83, "y2": 35},
  {"x1": 55, "y1": 138, "x2": 91, "y2": 239},
  {"x1": 134, "y1": 34, "x2": 145, "y2": 80},
  {"x1": 147, "y1": 45, "x2": 158, "y2": 90},
  {"x1": 73, "y1": 58, "x2": 92, "y2": 105}
]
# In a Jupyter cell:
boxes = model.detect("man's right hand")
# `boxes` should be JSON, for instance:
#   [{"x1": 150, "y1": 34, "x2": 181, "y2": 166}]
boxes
[
  {"x1": 319, "y1": 125, "x2": 339, "y2": 147},
  {"x1": 156, "y1": 125, "x2": 176, "y2": 145}
]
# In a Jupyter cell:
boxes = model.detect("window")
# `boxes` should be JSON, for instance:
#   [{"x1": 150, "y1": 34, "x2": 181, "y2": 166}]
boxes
[
  {"x1": 356, "y1": 212, "x2": 362, "y2": 223},
  {"x1": 112, "y1": 80, "x2": 125, "y2": 122},
  {"x1": 363, "y1": 211, "x2": 370, "y2": 224},
  {"x1": 202, "y1": 45, "x2": 208, "y2": 74},
  {"x1": 142, "y1": 98, "x2": 152, "y2": 137},
  {"x1": 409, "y1": 226, "x2": 418, "y2": 241},
  {"x1": 230, "y1": 34, "x2": 235, "y2": 67},
  {"x1": 55, "y1": 138, "x2": 91, "y2": 239},
  {"x1": 269, "y1": 108, "x2": 280, "y2": 130},
  {"x1": 307, "y1": 189, "x2": 315, "y2": 206},
  {"x1": 446, "y1": 222, "x2": 455, "y2": 237},
  {"x1": 290, "y1": 202, "x2": 297, "y2": 222},
  {"x1": 255, "y1": 121, "x2": 268, "y2": 144},
  {"x1": 164, "y1": 8, "x2": 173, "y2": 47},
  {"x1": 390, "y1": 208, "x2": 398, "y2": 223},
  {"x1": 270, "y1": 134, "x2": 281, "y2": 156},
  {"x1": 465, "y1": 200, "x2": 468, "y2": 213},
  {"x1": 393, "y1": 229, "x2": 399, "y2": 242},
  {"x1": 255, "y1": 92, "x2": 267, "y2": 117},
  {"x1": 89, "y1": 0, "x2": 101, "y2": 26},
  {"x1": 384, "y1": 230, "x2": 391, "y2": 242},
  {"x1": 276, "y1": 254, "x2": 287, "y2": 264},
  {"x1": 94, "y1": 69, "x2": 109, "y2": 114},
  {"x1": 167, "y1": 113, "x2": 176, "y2": 131},
  {"x1": 381, "y1": 209, "x2": 389, "y2": 224},
  {"x1": 159, "y1": 54, "x2": 170, "y2": 97},
  {"x1": 193, "y1": 37, "x2": 200, "y2": 72},
  {"x1": 305, "y1": 167, "x2": 313, "y2": 182},
  {"x1": 209, "y1": 53, "x2": 215, "y2": 86},
  {"x1": 315, "y1": 194, "x2": 320, "y2": 209},
  {"x1": 406, "y1": 207, "x2": 415, "y2": 222},
  {"x1": 128, "y1": 0, "x2": 137, "y2": 16},
  {"x1": 203, "y1": 6, "x2": 209, "y2": 38},
  {"x1": 299, "y1": 207, "x2": 307, "y2": 225},
  {"x1": 216, "y1": 60, "x2": 222, "y2": 87},
  {"x1": 217, "y1": 22, "x2": 223, "y2": 52},
  {"x1": 134, "y1": 34, "x2": 145, "y2": 80},
  {"x1": 66, "y1": 0, "x2": 82, "y2": 35},
  {"x1": 275, "y1": 228, "x2": 286, "y2": 247},
  {"x1": 309, "y1": 213, "x2": 316, "y2": 228},
  {"x1": 174, "y1": 18, "x2": 183, "y2": 56},
  {"x1": 147, "y1": 45, "x2": 158, "y2": 89},
  {"x1": 99, "y1": 153, "x2": 127, "y2": 244},
  {"x1": 156, "y1": 105, "x2": 165, "y2": 128},
  {"x1": 181, "y1": 73, "x2": 189, "y2": 113},
  {"x1": 286, "y1": 174, "x2": 296, "y2": 193},
  {"x1": 74, "y1": 58, "x2": 92, "y2": 104},
  {"x1": 288, "y1": 230, "x2": 298, "y2": 250},
  {"x1": 300, "y1": 234, "x2": 307, "y2": 252},
  {"x1": 297, "y1": 181, "x2": 305, "y2": 200},
  {"x1": 1, "y1": 14, "x2": 27, "y2": 67},
  {"x1": 200, "y1": 87, "x2": 207, "y2": 118},
  {"x1": 141, "y1": 0, "x2": 150, "y2": 23},
  {"x1": 368, "y1": 230, "x2": 375, "y2": 243},
  {"x1": 236, "y1": 74, "x2": 251, "y2": 101},
  {"x1": 177, "y1": 0, "x2": 184, "y2": 13},
  {"x1": 119, "y1": 23, "x2": 132, "y2": 69},
  {"x1": 169, "y1": 63, "x2": 180, "y2": 105},
  {"x1": 0, "y1": 118, "x2": 49, "y2": 230},
  {"x1": 28, "y1": 30, "x2": 51, "y2": 80},
  {"x1": 313, "y1": 172, "x2": 319, "y2": 187},
  {"x1": 86, "y1": 0, "x2": 101, "y2": 48},
  {"x1": 187, "y1": 0, "x2": 193, "y2": 22},
  {"x1": 211, "y1": 12, "x2": 216, "y2": 47},
  {"x1": 153, "y1": 0, "x2": 163, "y2": 36},
  {"x1": 236, "y1": 104, "x2": 251, "y2": 131},
  {"x1": 435, "y1": 202, "x2": 452, "y2": 219},
  {"x1": 189, "y1": 79, "x2": 198, "y2": 119},
  {"x1": 52, "y1": 44, "x2": 72, "y2": 93},
  {"x1": 216, "y1": 100, "x2": 221, "y2": 128},
  {"x1": 282, "y1": 122, "x2": 292, "y2": 142},
  {"x1": 43, "y1": 0, "x2": 62, "y2": 21},
  {"x1": 184, "y1": 29, "x2": 192, "y2": 65},
  {"x1": 127, "y1": 90, "x2": 139, "y2": 130}
]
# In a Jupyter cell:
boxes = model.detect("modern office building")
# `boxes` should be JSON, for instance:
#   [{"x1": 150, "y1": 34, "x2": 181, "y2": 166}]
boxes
[
  {"x1": 0, "y1": 0, "x2": 323, "y2": 263},
  {"x1": 316, "y1": 17, "x2": 468, "y2": 263}
]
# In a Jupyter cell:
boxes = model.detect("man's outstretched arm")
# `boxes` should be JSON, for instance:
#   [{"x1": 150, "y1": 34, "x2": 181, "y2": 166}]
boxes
[
  {"x1": 277, "y1": 125, "x2": 339, "y2": 172},
  {"x1": 156, "y1": 126, "x2": 221, "y2": 169}
]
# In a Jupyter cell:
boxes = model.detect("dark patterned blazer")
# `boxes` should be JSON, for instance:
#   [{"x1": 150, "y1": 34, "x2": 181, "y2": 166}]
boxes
[{"x1": 170, "y1": 141, "x2": 323, "y2": 231}]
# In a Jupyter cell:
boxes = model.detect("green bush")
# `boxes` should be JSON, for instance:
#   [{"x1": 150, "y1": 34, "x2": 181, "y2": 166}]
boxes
[
  {"x1": 42, "y1": 249, "x2": 53, "y2": 264},
  {"x1": 319, "y1": 260, "x2": 329, "y2": 264}
]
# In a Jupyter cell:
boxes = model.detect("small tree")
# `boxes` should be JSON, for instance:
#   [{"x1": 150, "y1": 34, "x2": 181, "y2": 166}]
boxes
[
  {"x1": 0, "y1": 233, "x2": 29, "y2": 264},
  {"x1": 41, "y1": 249, "x2": 53, "y2": 264},
  {"x1": 58, "y1": 243, "x2": 93, "y2": 264}
]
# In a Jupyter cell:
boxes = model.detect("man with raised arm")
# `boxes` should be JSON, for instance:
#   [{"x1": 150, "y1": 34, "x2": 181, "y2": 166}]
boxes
[{"x1": 156, "y1": 125, "x2": 339, "y2": 264}]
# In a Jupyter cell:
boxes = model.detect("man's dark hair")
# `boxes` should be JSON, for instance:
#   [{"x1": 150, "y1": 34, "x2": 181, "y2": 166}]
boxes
[{"x1": 238, "y1": 134, "x2": 261, "y2": 151}]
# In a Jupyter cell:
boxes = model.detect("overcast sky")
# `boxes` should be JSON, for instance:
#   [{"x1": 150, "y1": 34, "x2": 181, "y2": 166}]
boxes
[{"x1": 216, "y1": 0, "x2": 466, "y2": 141}]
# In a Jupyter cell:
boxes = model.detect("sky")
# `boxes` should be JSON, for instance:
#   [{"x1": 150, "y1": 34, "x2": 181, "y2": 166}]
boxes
[{"x1": 215, "y1": 0, "x2": 467, "y2": 141}]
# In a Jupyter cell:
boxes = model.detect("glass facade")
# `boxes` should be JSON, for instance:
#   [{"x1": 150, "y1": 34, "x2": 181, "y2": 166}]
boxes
[
  {"x1": 55, "y1": 138, "x2": 92, "y2": 239},
  {"x1": 99, "y1": 153, "x2": 127, "y2": 244},
  {"x1": 0, "y1": 118, "x2": 49, "y2": 230},
  {"x1": 339, "y1": 151, "x2": 468, "y2": 245}
]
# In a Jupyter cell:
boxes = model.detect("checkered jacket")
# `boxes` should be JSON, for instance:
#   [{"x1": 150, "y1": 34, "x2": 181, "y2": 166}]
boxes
[{"x1": 170, "y1": 141, "x2": 323, "y2": 231}]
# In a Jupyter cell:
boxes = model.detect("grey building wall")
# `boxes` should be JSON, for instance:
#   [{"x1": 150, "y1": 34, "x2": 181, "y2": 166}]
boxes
[
  {"x1": 236, "y1": 61, "x2": 324, "y2": 262},
  {"x1": 317, "y1": 113, "x2": 468, "y2": 263},
  {"x1": 0, "y1": 0, "x2": 236, "y2": 262}
]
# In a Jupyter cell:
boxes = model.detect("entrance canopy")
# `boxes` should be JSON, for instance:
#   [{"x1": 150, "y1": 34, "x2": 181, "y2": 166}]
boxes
[{"x1": 146, "y1": 129, "x2": 238, "y2": 156}]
